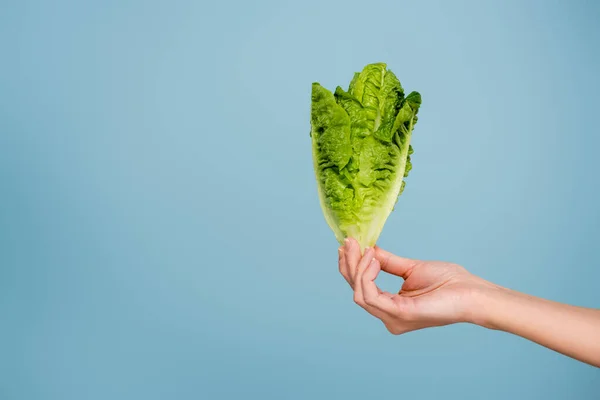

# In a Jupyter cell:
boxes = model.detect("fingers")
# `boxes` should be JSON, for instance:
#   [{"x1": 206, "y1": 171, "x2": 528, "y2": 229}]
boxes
[
  {"x1": 352, "y1": 248, "x2": 394, "y2": 319},
  {"x1": 338, "y1": 247, "x2": 352, "y2": 287},
  {"x1": 351, "y1": 246, "x2": 375, "y2": 304},
  {"x1": 360, "y1": 258, "x2": 396, "y2": 313},
  {"x1": 351, "y1": 246, "x2": 371, "y2": 305},
  {"x1": 354, "y1": 246, "x2": 375, "y2": 283},
  {"x1": 344, "y1": 238, "x2": 361, "y2": 281},
  {"x1": 374, "y1": 246, "x2": 417, "y2": 279},
  {"x1": 339, "y1": 237, "x2": 362, "y2": 288},
  {"x1": 337, "y1": 243, "x2": 424, "y2": 336},
  {"x1": 339, "y1": 239, "x2": 398, "y2": 325}
]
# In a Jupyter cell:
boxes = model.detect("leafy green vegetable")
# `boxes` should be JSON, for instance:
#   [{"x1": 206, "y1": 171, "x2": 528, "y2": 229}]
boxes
[{"x1": 310, "y1": 62, "x2": 421, "y2": 251}]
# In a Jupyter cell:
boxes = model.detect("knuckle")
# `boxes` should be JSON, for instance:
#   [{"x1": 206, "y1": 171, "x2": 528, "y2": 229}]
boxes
[
  {"x1": 353, "y1": 294, "x2": 364, "y2": 306},
  {"x1": 394, "y1": 301, "x2": 414, "y2": 320}
]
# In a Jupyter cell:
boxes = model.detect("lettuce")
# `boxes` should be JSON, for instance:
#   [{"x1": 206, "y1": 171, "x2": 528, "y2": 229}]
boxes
[{"x1": 310, "y1": 63, "x2": 421, "y2": 251}]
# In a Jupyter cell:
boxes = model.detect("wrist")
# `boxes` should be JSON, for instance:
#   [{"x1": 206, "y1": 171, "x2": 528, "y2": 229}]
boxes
[{"x1": 464, "y1": 280, "x2": 512, "y2": 330}]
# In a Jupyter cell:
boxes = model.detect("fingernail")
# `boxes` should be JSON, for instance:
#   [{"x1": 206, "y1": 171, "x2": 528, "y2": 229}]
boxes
[{"x1": 344, "y1": 238, "x2": 350, "y2": 246}]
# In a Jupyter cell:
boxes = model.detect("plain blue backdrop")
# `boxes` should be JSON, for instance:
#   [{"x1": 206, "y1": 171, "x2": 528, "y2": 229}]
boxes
[{"x1": 1, "y1": 0, "x2": 599, "y2": 399}]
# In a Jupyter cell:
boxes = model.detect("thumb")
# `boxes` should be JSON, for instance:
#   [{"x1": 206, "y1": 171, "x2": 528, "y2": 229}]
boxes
[{"x1": 374, "y1": 246, "x2": 417, "y2": 279}]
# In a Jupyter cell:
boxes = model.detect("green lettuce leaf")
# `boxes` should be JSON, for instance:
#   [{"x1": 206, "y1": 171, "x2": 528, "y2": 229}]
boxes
[{"x1": 310, "y1": 63, "x2": 421, "y2": 251}]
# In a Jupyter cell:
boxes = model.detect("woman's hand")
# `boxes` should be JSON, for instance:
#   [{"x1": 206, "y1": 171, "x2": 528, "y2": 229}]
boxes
[
  {"x1": 338, "y1": 237, "x2": 496, "y2": 334},
  {"x1": 339, "y1": 237, "x2": 600, "y2": 367}
]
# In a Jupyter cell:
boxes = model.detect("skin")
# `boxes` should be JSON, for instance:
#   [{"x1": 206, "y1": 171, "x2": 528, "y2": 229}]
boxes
[{"x1": 339, "y1": 238, "x2": 600, "y2": 368}]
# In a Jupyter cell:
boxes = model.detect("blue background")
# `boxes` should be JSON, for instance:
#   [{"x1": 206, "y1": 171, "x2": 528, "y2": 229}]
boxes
[{"x1": 1, "y1": 0, "x2": 599, "y2": 398}]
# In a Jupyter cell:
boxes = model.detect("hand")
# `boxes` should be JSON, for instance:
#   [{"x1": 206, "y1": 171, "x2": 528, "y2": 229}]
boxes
[
  {"x1": 338, "y1": 238, "x2": 495, "y2": 335},
  {"x1": 339, "y1": 238, "x2": 600, "y2": 366}
]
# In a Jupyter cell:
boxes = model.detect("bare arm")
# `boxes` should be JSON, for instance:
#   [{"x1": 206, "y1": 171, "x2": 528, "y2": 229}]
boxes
[{"x1": 472, "y1": 287, "x2": 600, "y2": 367}]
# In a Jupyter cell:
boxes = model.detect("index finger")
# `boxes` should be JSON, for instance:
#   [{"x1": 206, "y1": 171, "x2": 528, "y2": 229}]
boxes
[
  {"x1": 344, "y1": 238, "x2": 361, "y2": 280},
  {"x1": 360, "y1": 258, "x2": 396, "y2": 313}
]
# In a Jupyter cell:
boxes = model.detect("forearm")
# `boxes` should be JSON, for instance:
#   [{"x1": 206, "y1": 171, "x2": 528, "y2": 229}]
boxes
[{"x1": 471, "y1": 286, "x2": 600, "y2": 367}]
